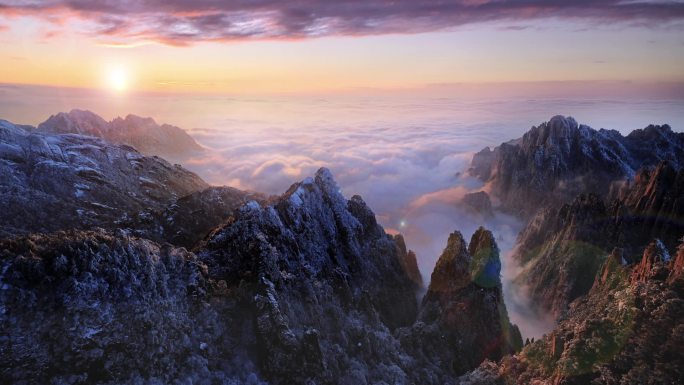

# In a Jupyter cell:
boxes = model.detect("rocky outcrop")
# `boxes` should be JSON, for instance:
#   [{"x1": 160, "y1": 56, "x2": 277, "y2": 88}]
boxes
[
  {"x1": 0, "y1": 119, "x2": 209, "y2": 238},
  {"x1": 196, "y1": 168, "x2": 424, "y2": 383},
  {"x1": 469, "y1": 115, "x2": 684, "y2": 217},
  {"x1": 615, "y1": 161, "x2": 684, "y2": 250},
  {"x1": 0, "y1": 230, "x2": 237, "y2": 384},
  {"x1": 0, "y1": 118, "x2": 259, "y2": 247},
  {"x1": 513, "y1": 161, "x2": 684, "y2": 318},
  {"x1": 0, "y1": 166, "x2": 523, "y2": 384},
  {"x1": 513, "y1": 193, "x2": 613, "y2": 318},
  {"x1": 465, "y1": 238, "x2": 684, "y2": 385},
  {"x1": 393, "y1": 233, "x2": 424, "y2": 287},
  {"x1": 461, "y1": 191, "x2": 493, "y2": 218},
  {"x1": 668, "y1": 242, "x2": 684, "y2": 286},
  {"x1": 398, "y1": 228, "x2": 522, "y2": 379},
  {"x1": 128, "y1": 186, "x2": 266, "y2": 249},
  {"x1": 38, "y1": 110, "x2": 204, "y2": 159},
  {"x1": 630, "y1": 239, "x2": 671, "y2": 284}
]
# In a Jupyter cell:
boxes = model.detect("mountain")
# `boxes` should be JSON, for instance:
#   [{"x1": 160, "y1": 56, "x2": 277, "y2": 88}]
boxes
[
  {"x1": 460, "y1": 238, "x2": 684, "y2": 385},
  {"x1": 0, "y1": 166, "x2": 520, "y2": 384},
  {"x1": 469, "y1": 115, "x2": 684, "y2": 217},
  {"x1": 398, "y1": 228, "x2": 522, "y2": 377},
  {"x1": 0, "y1": 119, "x2": 255, "y2": 245},
  {"x1": 0, "y1": 229, "x2": 216, "y2": 384},
  {"x1": 37, "y1": 109, "x2": 204, "y2": 159},
  {"x1": 512, "y1": 161, "x2": 684, "y2": 319}
]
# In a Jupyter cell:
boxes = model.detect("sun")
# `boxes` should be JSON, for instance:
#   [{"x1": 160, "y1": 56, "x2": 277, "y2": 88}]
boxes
[{"x1": 106, "y1": 67, "x2": 128, "y2": 92}]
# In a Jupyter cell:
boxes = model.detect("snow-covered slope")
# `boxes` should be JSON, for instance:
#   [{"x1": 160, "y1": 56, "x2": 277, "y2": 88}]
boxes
[{"x1": 0, "y1": 119, "x2": 209, "y2": 236}]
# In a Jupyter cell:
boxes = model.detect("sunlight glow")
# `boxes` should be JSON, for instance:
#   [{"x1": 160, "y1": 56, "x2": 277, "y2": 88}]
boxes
[{"x1": 106, "y1": 67, "x2": 129, "y2": 93}]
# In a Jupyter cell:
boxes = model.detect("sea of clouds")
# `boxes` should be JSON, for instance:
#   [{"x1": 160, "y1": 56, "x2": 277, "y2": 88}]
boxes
[
  {"x1": 3, "y1": 84, "x2": 684, "y2": 337},
  {"x1": 174, "y1": 95, "x2": 683, "y2": 338}
]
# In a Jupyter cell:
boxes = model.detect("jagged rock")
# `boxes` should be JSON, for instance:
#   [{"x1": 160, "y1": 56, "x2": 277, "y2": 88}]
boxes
[
  {"x1": 399, "y1": 228, "x2": 522, "y2": 379},
  {"x1": 592, "y1": 248, "x2": 627, "y2": 291},
  {"x1": 615, "y1": 161, "x2": 684, "y2": 249},
  {"x1": 469, "y1": 115, "x2": 684, "y2": 217},
  {"x1": 461, "y1": 191, "x2": 493, "y2": 218},
  {"x1": 197, "y1": 168, "x2": 423, "y2": 383},
  {"x1": 130, "y1": 186, "x2": 266, "y2": 249},
  {"x1": 0, "y1": 229, "x2": 256, "y2": 384},
  {"x1": 631, "y1": 239, "x2": 671, "y2": 283},
  {"x1": 0, "y1": 118, "x2": 258, "y2": 247},
  {"x1": 393, "y1": 234, "x2": 424, "y2": 288},
  {"x1": 38, "y1": 109, "x2": 204, "y2": 159},
  {"x1": 0, "y1": 137, "x2": 582, "y2": 384},
  {"x1": 468, "y1": 237, "x2": 684, "y2": 384},
  {"x1": 0, "y1": 120, "x2": 209, "y2": 238},
  {"x1": 513, "y1": 161, "x2": 684, "y2": 318},
  {"x1": 513, "y1": 193, "x2": 611, "y2": 318},
  {"x1": 668, "y1": 241, "x2": 684, "y2": 286}
]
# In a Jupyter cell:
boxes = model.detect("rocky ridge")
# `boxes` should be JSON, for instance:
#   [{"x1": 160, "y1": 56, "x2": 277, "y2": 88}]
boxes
[
  {"x1": 0, "y1": 119, "x2": 256, "y2": 248},
  {"x1": 0, "y1": 164, "x2": 520, "y2": 384},
  {"x1": 469, "y1": 115, "x2": 684, "y2": 217},
  {"x1": 460, "y1": 238, "x2": 684, "y2": 385},
  {"x1": 37, "y1": 109, "x2": 204, "y2": 159},
  {"x1": 513, "y1": 160, "x2": 684, "y2": 318}
]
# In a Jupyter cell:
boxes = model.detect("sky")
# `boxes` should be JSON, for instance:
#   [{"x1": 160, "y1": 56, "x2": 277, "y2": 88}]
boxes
[
  {"x1": 2, "y1": 0, "x2": 684, "y2": 338},
  {"x1": 0, "y1": 1, "x2": 684, "y2": 93}
]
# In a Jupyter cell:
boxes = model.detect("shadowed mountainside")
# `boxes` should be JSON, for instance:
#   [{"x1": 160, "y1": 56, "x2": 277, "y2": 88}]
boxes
[
  {"x1": 460, "y1": 238, "x2": 684, "y2": 385},
  {"x1": 0, "y1": 165, "x2": 520, "y2": 384}
]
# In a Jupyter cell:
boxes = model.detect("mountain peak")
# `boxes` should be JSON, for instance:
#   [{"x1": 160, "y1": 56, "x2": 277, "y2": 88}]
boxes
[
  {"x1": 469, "y1": 116, "x2": 684, "y2": 216},
  {"x1": 37, "y1": 110, "x2": 202, "y2": 159},
  {"x1": 123, "y1": 113, "x2": 158, "y2": 126},
  {"x1": 426, "y1": 230, "x2": 472, "y2": 297},
  {"x1": 632, "y1": 239, "x2": 671, "y2": 283},
  {"x1": 468, "y1": 227, "x2": 501, "y2": 288}
]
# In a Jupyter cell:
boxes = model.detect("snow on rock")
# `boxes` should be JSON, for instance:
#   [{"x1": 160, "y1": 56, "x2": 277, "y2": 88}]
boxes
[
  {"x1": 469, "y1": 115, "x2": 684, "y2": 217},
  {"x1": 0, "y1": 118, "x2": 208, "y2": 238}
]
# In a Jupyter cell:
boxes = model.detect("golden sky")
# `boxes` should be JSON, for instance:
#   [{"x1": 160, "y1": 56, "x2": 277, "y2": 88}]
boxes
[{"x1": 1, "y1": 1, "x2": 683, "y2": 94}]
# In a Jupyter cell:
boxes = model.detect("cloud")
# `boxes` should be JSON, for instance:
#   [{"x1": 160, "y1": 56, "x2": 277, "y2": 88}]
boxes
[
  {"x1": 1, "y1": 1, "x2": 684, "y2": 45},
  {"x1": 3, "y1": 85, "x2": 684, "y2": 337}
]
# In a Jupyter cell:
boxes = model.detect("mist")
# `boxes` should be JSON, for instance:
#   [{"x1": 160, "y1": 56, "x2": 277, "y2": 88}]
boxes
[{"x1": 3, "y1": 84, "x2": 684, "y2": 338}]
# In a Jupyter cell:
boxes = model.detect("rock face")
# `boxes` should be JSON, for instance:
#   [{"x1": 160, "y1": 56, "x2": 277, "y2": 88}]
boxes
[
  {"x1": 0, "y1": 164, "x2": 521, "y2": 384},
  {"x1": 513, "y1": 161, "x2": 684, "y2": 318},
  {"x1": 398, "y1": 228, "x2": 522, "y2": 378},
  {"x1": 0, "y1": 119, "x2": 209, "y2": 237},
  {"x1": 128, "y1": 185, "x2": 266, "y2": 249},
  {"x1": 461, "y1": 191, "x2": 493, "y2": 218},
  {"x1": 0, "y1": 230, "x2": 224, "y2": 385},
  {"x1": 37, "y1": 109, "x2": 204, "y2": 159},
  {"x1": 463, "y1": 238, "x2": 684, "y2": 385},
  {"x1": 196, "y1": 168, "x2": 424, "y2": 383},
  {"x1": 469, "y1": 115, "x2": 684, "y2": 217},
  {"x1": 393, "y1": 233, "x2": 424, "y2": 287},
  {"x1": 0, "y1": 118, "x2": 257, "y2": 247}
]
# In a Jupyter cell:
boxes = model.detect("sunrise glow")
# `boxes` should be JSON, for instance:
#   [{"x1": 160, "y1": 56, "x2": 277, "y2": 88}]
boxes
[
  {"x1": 1, "y1": 1, "x2": 684, "y2": 384},
  {"x1": 106, "y1": 67, "x2": 129, "y2": 93}
]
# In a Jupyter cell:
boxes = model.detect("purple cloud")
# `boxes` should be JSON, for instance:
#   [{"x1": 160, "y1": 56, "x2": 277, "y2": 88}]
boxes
[{"x1": 1, "y1": 1, "x2": 684, "y2": 45}]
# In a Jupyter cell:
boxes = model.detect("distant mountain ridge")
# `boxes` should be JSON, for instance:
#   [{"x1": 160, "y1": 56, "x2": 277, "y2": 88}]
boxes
[
  {"x1": 37, "y1": 109, "x2": 204, "y2": 159},
  {"x1": 469, "y1": 115, "x2": 684, "y2": 217}
]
